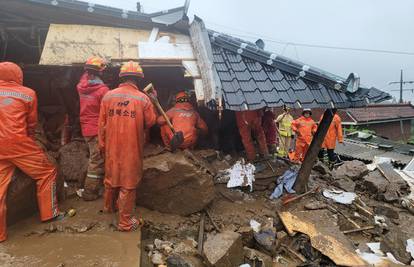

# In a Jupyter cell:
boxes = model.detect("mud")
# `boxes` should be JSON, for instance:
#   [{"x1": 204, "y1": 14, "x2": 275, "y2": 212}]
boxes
[{"x1": 1, "y1": 199, "x2": 141, "y2": 267}]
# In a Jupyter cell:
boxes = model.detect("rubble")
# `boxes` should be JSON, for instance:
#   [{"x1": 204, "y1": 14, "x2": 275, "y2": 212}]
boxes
[
  {"x1": 363, "y1": 170, "x2": 388, "y2": 194},
  {"x1": 253, "y1": 218, "x2": 276, "y2": 251},
  {"x1": 279, "y1": 210, "x2": 367, "y2": 266},
  {"x1": 332, "y1": 160, "x2": 368, "y2": 181},
  {"x1": 243, "y1": 247, "x2": 273, "y2": 267},
  {"x1": 136, "y1": 150, "x2": 215, "y2": 216},
  {"x1": 203, "y1": 231, "x2": 243, "y2": 267},
  {"x1": 58, "y1": 140, "x2": 89, "y2": 185},
  {"x1": 380, "y1": 227, "x2": 412, "y2": 265},
  {"x1": 374, "y1": 204, "x2": 400, "y2": 220},
  {"x1": 312, "y1": 160, "x2": 331, "y2": 176},
  {"x1": 333, "y1": 177, "x2": 356, "y2": 192},
  {"x1": 166, "y1": 254, "x2": 204, "y2": 267}
]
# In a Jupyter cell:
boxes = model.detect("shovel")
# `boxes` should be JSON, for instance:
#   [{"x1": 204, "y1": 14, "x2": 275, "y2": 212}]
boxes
[{"x1": 143, "y1": 83, "x2": 184, "y2": 151}]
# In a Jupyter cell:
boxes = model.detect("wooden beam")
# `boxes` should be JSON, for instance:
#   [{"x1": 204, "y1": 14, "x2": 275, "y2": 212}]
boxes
[
  {"x1": 197, "y1": 213, "x2": 206, "y2": 255},
  {"x1": 294, "y1": 108, "x2": 335, "y2": 193}
]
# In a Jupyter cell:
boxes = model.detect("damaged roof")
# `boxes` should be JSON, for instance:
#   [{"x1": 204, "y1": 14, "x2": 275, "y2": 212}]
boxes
[
  {"x1": 335, "y1": 139, "x2": 414, "y2": 165},
  {"x1": 209, "y1": 31, "x2": 391, "y2": 111},
  {"x1": 346, "y1": 103, "x2": 414, "y2": 123},
  {"x1": 1, "y1": 0, "x2": 189, "y2": 30}
]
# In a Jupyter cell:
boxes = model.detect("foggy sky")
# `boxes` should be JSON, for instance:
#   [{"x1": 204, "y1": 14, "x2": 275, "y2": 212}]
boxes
[{"x1": 92, "y1": 0, "x2": 414, "y2": 102}]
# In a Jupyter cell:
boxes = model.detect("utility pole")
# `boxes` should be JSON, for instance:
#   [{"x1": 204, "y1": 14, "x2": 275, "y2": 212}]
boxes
[{"x1": 389, "y1": 69, "x2": 414, "y2": 103}]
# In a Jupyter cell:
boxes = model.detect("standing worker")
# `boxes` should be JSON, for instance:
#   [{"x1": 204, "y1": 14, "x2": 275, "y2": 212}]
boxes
[
  {"x1": 262, "y1": 107, "x2": 277, "y2": 154},
  {"x1": 236, "y1": 110, "x2": 269, "y2": 161},
  {"x1": 0, "y1": 62, "x2": 61, "y2": 242},
  {"x1": 275, "y1": 105, "x2": 294, "y2": 158},
  {"x1": 158, "y1": 91, "x2": 208, "y2": 150},
  {"x1": 318, "y1": 111, "x2": 343, "y2": 166},
  {"x1": 291, "y1": 108, "x2": 317, "y2": 162},
  {"x1": 77, "y1": 56, "x2": 109, "y2": 201},
  {"x1": 98, "y1": 61, "x2": 157, "y2": 232}
]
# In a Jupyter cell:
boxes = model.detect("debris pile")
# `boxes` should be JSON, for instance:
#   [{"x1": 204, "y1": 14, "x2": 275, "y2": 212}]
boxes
[
  {"x1": 11, "y1": 138, "x2": 414, "y2": 266},
  {"x1": 139, "y1": 154, "x2": 414, "y2": 266},
  {"x1": 137, "y1": 149, "x2": 216, "y2": 216}
]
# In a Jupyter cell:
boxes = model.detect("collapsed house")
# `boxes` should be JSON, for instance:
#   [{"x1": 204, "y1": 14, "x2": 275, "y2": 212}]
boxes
[{"x1": 6, "y1": 0, "x2": 414, "y2": 266}]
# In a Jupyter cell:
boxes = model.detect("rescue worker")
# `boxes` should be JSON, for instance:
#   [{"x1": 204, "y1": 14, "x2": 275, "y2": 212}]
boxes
[
  {"x1": 158, "y1": 91, "x2": 208, "y2": 150},
  {"x1": 77, "y1": 56, "x2": 109, "y2": 201},
  {"x1": 262, "y1": 107, "x2": 277, "y2": 154},
  {"x1": 275, "y1": 105, "x2": 294, "y2": 158},
  {"x1": 318, "y1": 111, "x2": 343, "y2": 166},
  {"x1": 291, "y1": 108, "x2": 317, "y2": 162},
  {"x1": 98, "y1": 61, "x2": 157, "y2": 232},
  {"x1": 0, "y1": 62, "x2": 60, "y2": 242},
  {"x1": 236, "y1": 110, "x2": 269, "y2": 161}
]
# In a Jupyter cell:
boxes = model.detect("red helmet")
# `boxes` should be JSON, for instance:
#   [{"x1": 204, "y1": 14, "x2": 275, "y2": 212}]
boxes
[
  {"x1": 119, "y1": 61, "x2": 144, "y2": 78},
  {"x1": 175, "y1": 91, "x2": 188, "y2": 102},
  {"x1": 84, "y1": 56, "x2": 106, "y2": 72}
]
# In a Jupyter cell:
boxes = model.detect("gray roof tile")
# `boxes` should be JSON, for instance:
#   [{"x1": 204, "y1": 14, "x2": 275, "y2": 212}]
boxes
[{"x1": 209, "y1": 31, "x2": 391, "y2": 111}]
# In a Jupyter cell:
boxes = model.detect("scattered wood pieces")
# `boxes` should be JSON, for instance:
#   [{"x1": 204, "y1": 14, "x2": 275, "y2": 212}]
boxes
[
  {"x1": 353, "y1": 202, "x2": 374, "y2": 217},
  {"x1": 205, "y1": 209, "x2": 221, "y2": 233},
  {"x1": 327, "y1": 205, "x2": 361, "y2": 229},
  {"x1": 278, "y1": 210, "x2": 367, "y2": 266},
  {"x1": 198, "y1": 213, "x2": 206, "y2": 255},
  {"x1": 282, "y1": 186, "x2": 320, "y2": 206},
  {"x1": 280, "y1": 244, "x2": 306, "y2": 263},
  {"x1": 342, "y1": 226, "x2": 375, "y2": 234}
]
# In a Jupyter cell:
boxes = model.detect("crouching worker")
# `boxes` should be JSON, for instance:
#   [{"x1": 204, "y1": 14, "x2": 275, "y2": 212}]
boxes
[
  {"x1": 77, "y1": 56, "x2": 109, "y2": 201},
  {"x1": 98, "y1": 61, "x2": 157, "y2": 231},
  {"x1": 0, "y1": 62, "x2": 60, "y2": 242},
  {"x1": 158, "y1": 91, "x2": 208, "y2": 150}
]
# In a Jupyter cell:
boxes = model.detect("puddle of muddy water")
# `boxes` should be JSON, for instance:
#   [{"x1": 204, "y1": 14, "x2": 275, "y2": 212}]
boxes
[{"x1": 0, "y1": 198, "x2": 141, "y2": 267}]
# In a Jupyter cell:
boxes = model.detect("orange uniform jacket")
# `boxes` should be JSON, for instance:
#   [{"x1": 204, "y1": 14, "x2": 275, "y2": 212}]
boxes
[
  {"x1": 0, "y1": 64, "x2": 38, "y2": 158},
  {"x1": 158, "y1": 102, "x2": 208, "y2": 149},
  {"x1": 0, "y1": 62, "x2": 59, "y2": 242},
  {"x1": 291, "y1": 116, "x2": 317, "y2": 145},
  {"x1": 321, "y1": 114, "x2": 343, "y2": 149},
  {"x1": 98, "y1": 83, "x2": 157, "y2": 189}
]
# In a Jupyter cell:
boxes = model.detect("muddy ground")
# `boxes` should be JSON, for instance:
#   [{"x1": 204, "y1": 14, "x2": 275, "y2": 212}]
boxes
[{"x1": 3, "y1": 146, "x2": 414, "y2": 266}]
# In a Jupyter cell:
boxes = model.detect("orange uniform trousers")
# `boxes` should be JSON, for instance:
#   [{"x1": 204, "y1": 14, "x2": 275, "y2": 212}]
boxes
[
  {"x1": 0, "y1": 149, "x2": 58, "y2": 242},
  {"x1": 236, "y1": 111, "x2": 269, "y2": 161}
]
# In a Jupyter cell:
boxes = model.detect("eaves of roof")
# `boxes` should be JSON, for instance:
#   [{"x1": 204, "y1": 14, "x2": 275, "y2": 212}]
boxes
[
  {"x1": 208, "y1": 30, "x2": 391, "y2": 111},
  {"x1": 4, "y1": 0, "x2": 188, "y2": 30}
]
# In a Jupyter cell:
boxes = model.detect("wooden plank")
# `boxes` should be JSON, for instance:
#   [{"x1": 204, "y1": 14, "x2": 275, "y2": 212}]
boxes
[
  {"x1": 198, "y1": 213, "x2": 206, "y2": 255},
  {"x1": 279, "y1": 210, "x2": 367, "y2": 266},
  {"x1": 189, "y1": 16, "x2": 223, "y2": 105},
  {"x1": 40, "y1": 24, "x2": 150, "y2": 65},
  {"x1": 294, "y1": 109, "x2": 335, "y2": 193}
]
